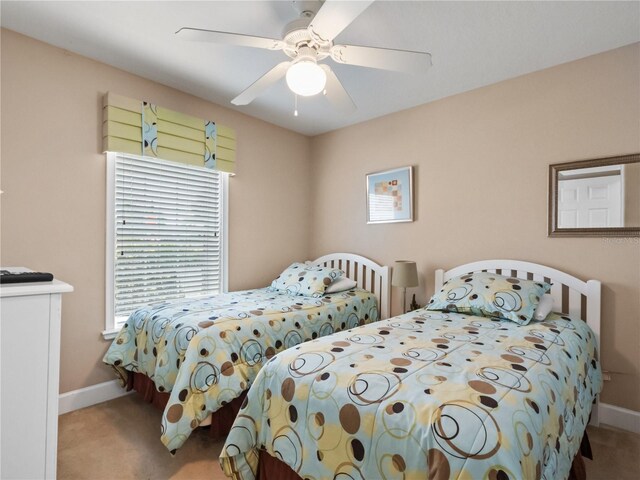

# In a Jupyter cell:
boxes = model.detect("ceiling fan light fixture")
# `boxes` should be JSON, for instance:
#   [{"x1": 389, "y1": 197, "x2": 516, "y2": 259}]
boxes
[{"x1": 286, "y1": 60, "x2": 327, "y2": 97}]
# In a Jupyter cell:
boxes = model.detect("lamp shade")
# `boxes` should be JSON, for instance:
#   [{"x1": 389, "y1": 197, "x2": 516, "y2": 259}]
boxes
[
  {"x1": 286, "y1": 61, "x2": 327, "y2": 97},
  {"x1": 392, "y1": 260, "x2": 419, "y2": 288}
]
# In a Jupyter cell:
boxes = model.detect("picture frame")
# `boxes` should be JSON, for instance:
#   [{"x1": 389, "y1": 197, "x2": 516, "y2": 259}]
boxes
[{"x1": 366, "y1": 166, "x2": 414, "y2": 224}]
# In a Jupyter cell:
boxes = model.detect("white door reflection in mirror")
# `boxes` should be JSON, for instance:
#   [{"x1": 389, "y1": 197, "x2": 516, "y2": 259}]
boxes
[{"x1": 558, "y1": 166, "x2": 623, "y2": 228}]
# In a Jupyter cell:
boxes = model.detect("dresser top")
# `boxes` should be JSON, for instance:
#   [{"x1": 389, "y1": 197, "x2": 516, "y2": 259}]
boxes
[{"x1": 0, "y1": 267, "x2": 74, "y2": 298}]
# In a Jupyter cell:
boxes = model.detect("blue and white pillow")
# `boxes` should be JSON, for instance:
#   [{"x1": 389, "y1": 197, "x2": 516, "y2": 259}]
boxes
[
  {"x1": 269, "y1": 262, "x2": 344, "y2": 298},
  {"x1": 427, "y1": 272, "x2": 551, "y2": 325}
]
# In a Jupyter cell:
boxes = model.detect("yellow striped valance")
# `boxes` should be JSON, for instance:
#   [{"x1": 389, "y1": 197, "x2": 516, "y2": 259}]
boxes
[{"x1": 102, "y1": 92, "x2": 236, "y2": 174}]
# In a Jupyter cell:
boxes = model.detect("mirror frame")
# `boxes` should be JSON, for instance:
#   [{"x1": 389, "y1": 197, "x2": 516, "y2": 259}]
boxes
[{"x1": 548, "y1": 153, "x2": 640, "y2": 237}]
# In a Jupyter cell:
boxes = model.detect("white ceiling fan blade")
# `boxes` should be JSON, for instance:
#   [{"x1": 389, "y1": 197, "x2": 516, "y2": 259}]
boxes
[
  {"x1": 320, "y1": 64, "x2": 356, "y2": 114},
  {"x1": 309, "y1": 0, "x2": 375, "y2": 44},
  {"x1": 231, "y1": 61, "x2": 292, "y2": 106},
  {"x1": 331, "y1": 44, "x2": 432, "y2": 73},
  {"x1": 176, "y1": 27, "x2": 284, "y2": 51}
]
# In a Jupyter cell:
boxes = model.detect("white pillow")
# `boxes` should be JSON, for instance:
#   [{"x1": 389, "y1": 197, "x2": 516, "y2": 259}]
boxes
[
  {"x1": 325, "y1": 277, "x2": 357, "y2": 294},
  {"x1": 533, "y1": 294, "x2": 554, "y2": 320}
]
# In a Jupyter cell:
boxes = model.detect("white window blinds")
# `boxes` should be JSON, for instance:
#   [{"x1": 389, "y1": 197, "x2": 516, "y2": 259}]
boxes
[{"x1": 112, "y1": 153, "x2": 223, "y2": 322}]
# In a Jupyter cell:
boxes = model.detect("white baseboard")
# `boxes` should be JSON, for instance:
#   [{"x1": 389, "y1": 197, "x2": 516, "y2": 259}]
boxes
[
  {"x1": 58, "y1": 379, "x2": 132, "y2": 415},
  {"x1": 598, "y1": 402, "x2": 640, "y2": 434}
]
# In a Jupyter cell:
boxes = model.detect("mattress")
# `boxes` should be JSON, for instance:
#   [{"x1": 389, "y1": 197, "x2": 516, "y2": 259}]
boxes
[
  {"x1": 219, "y1": 309, "x2": 602, "y2": 480},
  {"x1": 103, "y1": 287, "x2": 379, "y2": 451}
]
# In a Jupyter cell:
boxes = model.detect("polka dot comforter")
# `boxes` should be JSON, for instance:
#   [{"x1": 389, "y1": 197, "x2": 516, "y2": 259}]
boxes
[
  {"x1": 103, "y1": 288, "x2": 379, "y2": 451},
  {"x1": 219, "y1": 310, "x2": 602, "y2": 480}
]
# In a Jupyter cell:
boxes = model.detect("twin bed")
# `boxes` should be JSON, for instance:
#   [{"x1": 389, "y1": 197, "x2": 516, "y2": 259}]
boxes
[
  {"x1": 218, "y1": 259, "x2": 602, "y2": 480},
  {"x1": 104, "y1": 253, "x2": 390, "y2": 451},
  {"x1": 105, "y1": 256, "x2": 602, "y2": 480}
]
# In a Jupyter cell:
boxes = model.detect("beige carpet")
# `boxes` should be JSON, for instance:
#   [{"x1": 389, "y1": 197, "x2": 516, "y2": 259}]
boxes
[
  {"x1": 58, "y1": 394, "x2": 640, "y2": 479},
  {"x1": 58, "y1": 394, "x2": 225, "y2": 479}
]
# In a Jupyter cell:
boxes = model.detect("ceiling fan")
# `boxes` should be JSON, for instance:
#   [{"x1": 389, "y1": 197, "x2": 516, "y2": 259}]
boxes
[{"x1": 176, "y1": 0, "x2": 432, "y2": 113}]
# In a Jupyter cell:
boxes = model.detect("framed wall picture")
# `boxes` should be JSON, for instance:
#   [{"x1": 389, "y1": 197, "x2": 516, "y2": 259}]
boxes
[{"x1": 366, "y1": 166, "x2": 414, "y2": 224}]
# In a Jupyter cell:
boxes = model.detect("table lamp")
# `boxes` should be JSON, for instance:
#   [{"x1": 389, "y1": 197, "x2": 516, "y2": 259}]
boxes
[{"x1": 392, "y1": 260, "x2": 419, "y2": 313}]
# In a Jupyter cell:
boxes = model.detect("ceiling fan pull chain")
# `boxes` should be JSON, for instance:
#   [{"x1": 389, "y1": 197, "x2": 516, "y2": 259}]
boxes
[{"x1": 294, "y1": 94, "x2": 299, "y2": 117}]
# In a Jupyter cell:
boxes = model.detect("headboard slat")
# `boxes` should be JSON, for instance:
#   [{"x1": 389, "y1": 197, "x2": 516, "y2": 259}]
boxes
[
  {"x1": 569, "y1": 288, "x2": 582, "y2": 319},
  {"x1": 549, "y1": 281, "x2": 562, "y2": 311},
  {"x1": 356, "y1": 264, "x2": 364, "y2": 290}
]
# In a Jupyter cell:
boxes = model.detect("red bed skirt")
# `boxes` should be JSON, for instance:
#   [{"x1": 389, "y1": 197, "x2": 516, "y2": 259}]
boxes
[
  {"x1": 258, "y1": 450, "x2": 301, "y2": 480},
  {"x1": 128, "y1": 371, "x2": 247, "y2": 439}
]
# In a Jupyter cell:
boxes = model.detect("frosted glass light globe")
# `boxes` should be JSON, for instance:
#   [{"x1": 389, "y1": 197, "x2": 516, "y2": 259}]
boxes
[{"x1": 286, "y1": 61, "x2": 327, "y2": 97}]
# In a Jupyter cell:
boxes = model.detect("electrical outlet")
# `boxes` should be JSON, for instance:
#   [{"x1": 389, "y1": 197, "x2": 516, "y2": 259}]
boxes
[{"x1": 603, "y1": 372, "x2": 612, "y2": 381}]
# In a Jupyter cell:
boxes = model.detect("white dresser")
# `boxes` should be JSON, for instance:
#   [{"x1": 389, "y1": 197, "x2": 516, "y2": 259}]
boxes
[{"x1": 1, "y1": 270, "x2": 73, "y2": 480}]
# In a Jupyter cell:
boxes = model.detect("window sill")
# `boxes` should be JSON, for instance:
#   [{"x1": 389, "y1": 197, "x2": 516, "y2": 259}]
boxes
[{"x1": 102, "y1": 328, "x2": 120, "y2": 341}]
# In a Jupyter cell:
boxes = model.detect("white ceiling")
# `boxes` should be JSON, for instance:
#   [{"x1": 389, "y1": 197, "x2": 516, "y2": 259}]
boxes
[{"x1": 2, "y1": 1, "x2": 639, "y2": 136}]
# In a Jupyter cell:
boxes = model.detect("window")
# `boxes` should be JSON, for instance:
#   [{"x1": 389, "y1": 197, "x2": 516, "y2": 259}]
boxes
[{"x1": 104, "y1": 152, "x2": 228, "y2": 338}]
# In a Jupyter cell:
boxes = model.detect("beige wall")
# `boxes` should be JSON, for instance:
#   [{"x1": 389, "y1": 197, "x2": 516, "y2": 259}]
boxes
[
  {"x1": 0, "y1": 29, "x2": 311, "y2": 393},
  {"x1": 310, "y1": 43, "x2": 640, "y2": 411}
]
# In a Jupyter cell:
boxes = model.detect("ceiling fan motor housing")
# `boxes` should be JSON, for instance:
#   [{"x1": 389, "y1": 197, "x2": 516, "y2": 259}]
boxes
[
  {"x1": 282, "y1": 18, "x2": 331, "y2": 61},
  {"x1": 294, "y1": 45, "x2": 320, "y2": 64}
]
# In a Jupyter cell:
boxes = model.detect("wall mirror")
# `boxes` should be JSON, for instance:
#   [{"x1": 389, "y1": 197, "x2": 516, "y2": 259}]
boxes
[{"x1": 549, "y1": 153, "x2": 640, "y2": 237}]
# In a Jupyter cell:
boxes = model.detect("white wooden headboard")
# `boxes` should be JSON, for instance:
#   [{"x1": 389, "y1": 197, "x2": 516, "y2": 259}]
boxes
[
  {"x1": 435, "y1": 259, "x2": 602, "y2": 425},
  {"x1": 313, "y1": 253, "x2": 391, "y2": 320}
]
